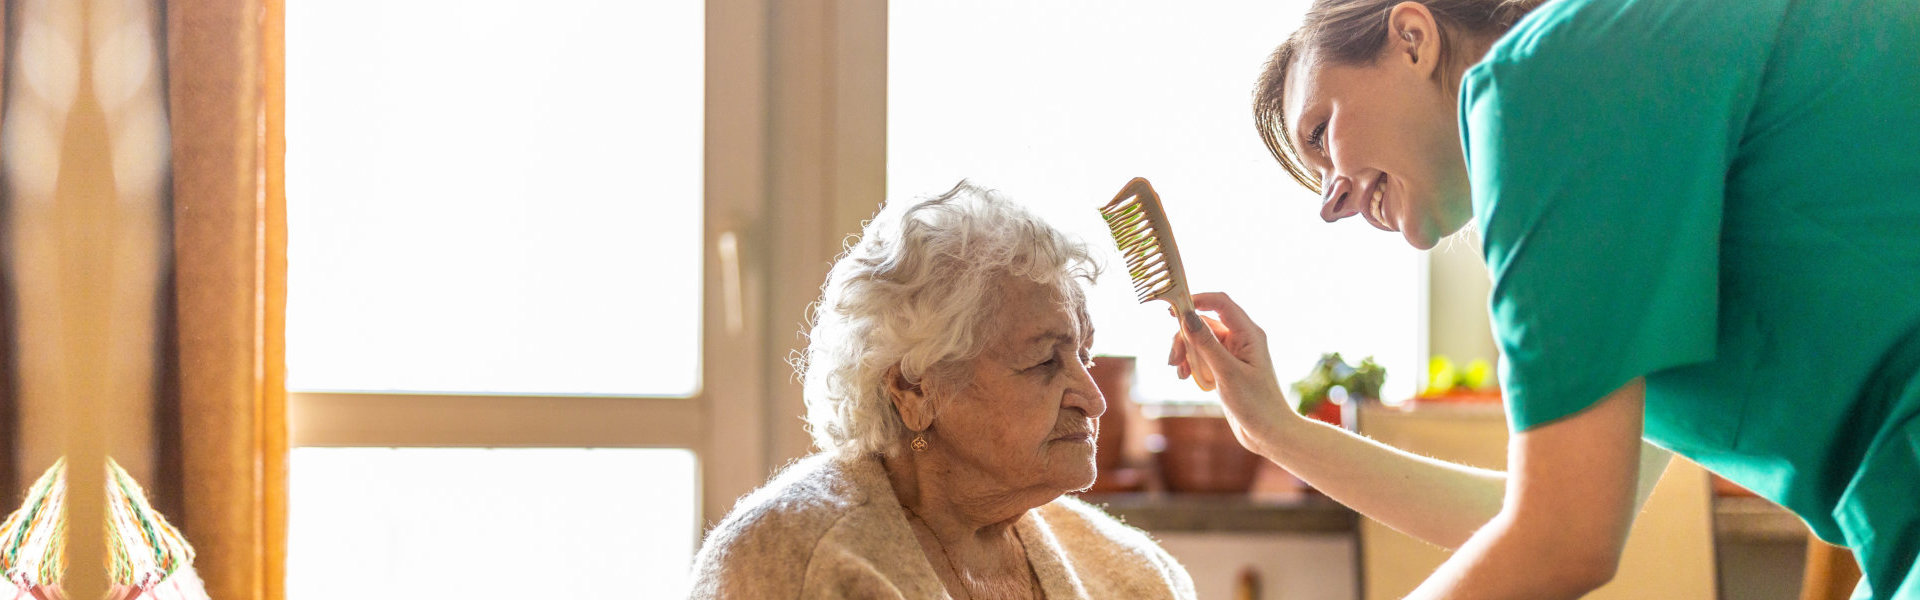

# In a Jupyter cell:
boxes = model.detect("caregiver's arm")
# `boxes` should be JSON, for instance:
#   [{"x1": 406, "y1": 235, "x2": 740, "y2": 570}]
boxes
[
  {"x1": 1405, "y1": 379, "x2": 1651, "y2": 598},
  {"x1": 1176, "y1": 292, "x2": 1670, "y2": 551}
]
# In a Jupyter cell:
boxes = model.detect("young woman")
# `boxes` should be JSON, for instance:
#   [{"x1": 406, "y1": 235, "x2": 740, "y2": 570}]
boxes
[{"x1": 1171, "y1": 0, "x2": 1920, "y2": 597}]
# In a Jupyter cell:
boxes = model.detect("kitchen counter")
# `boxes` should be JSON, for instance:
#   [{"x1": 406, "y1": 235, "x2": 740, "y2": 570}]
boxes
[
  {"x1": 1079, "y1": 491, "x2": 1807, "y2": 543},
  {"x1": 1714, "y1": 495, "x2": 1810, "y2": 544},
  {"x1": 1077, "y1": 491, "x2": 1356, "y2": 534}
]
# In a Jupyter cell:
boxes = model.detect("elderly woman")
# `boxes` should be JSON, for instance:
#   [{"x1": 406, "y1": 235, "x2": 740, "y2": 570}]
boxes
[{"x1": 689, "y1": 182, "x2": 1195, "y2": 599}]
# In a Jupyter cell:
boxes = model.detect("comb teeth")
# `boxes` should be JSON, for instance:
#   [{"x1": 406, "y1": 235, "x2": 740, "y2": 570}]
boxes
[{"x1": 1098, "y1": 178, "x2": 1190, "y2": 306}]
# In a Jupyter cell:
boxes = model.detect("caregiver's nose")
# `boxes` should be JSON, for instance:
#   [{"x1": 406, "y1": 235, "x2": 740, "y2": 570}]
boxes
[{"x1": 1320, "y1": 176, "x2": 1358, "y2": 222}]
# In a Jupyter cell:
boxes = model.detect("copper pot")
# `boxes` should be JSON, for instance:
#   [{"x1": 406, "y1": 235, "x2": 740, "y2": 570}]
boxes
[{"x1": 1153, "y1": 412, "x2": 1260, "y2": 494}]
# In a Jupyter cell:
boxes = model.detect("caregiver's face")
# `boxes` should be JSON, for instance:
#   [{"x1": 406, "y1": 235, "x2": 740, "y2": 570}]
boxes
[
  {"x1": 1283, "y1": 48, "x2": 1472, "y2": 250},
  {"x1": 936, "y1": 279, "x2": 1106, "y2": 495}
]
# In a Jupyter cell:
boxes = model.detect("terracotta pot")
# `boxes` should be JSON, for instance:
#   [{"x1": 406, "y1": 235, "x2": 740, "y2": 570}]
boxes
[
  {"x1": 1153, "y1": 413, "x2": 1261, "y2": 494},
  {"x1": 1088, "y1": 356, "x2": 1134, "y2": 471},
  {"x1": 1305, "y1": 399, "x2": 1343, "y2": 427}
]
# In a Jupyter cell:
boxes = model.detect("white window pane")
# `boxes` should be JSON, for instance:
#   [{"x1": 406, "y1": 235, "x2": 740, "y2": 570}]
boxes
[
  {"x1": 287, "y1": 448, "x2": 697, "y2": 599},
  {"x1": 889, "y1": 1, "x2": 1422, "y2": 403},
  {"x1": 285, "y1": 0, "x2": 704, "y2": 395}
]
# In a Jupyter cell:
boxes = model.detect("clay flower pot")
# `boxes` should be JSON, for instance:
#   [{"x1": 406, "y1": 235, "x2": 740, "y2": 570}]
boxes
[{"x1": 1150, "y1": 405, "x2": 1261, "y2": 494}]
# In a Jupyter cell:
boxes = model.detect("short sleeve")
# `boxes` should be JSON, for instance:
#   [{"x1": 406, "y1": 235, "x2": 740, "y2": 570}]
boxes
[{"x1": 1460, "y1": 14, "x2": 1755, "y2": 431}]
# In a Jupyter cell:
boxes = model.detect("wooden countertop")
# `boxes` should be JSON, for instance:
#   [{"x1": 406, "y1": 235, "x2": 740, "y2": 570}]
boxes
[
  {"x1": 1077, "y1": 491, "x2": 1357, "y2": 534},
  {"x1": 1077, "y1": 491, "x2": 1809, "y2": 544},
  {"x1": 1713, "y1": 495, "x2": 1812, "y2": 544}
]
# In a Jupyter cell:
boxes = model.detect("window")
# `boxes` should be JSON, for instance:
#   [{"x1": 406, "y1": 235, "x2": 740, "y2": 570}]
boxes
[
  {"x1": 284, "y1": 2, "x2": 1425, "y2": 595},
  {"x1": 889, "y1": 1, "x2": 1424, "y2": 404},
  {"x1": 285, "y1": 0, "x2": 702, "y2": 397},
  {"x1": 284, "y1": 1, "x2": 723, "y2": 597},
  {"x1": 286, "y1": 448, "x2": 696, "y2": 598}
]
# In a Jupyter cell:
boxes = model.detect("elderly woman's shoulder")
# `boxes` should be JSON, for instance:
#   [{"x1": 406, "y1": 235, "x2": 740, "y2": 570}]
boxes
[
  {"x1": 688, "y1": 453, "x2": 879, "y2": 597},
  {"x1": 1038, "y1": 496, "x2": 1197, "y2": 595},
  {"x1": 696, "y1": 453, "x2": 869, "y2": 549}
]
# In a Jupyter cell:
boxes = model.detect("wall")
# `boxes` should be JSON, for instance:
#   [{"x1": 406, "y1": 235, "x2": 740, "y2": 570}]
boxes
[{"x1": 1426, "y1": 235, "x2": 1499, "y2": 385}]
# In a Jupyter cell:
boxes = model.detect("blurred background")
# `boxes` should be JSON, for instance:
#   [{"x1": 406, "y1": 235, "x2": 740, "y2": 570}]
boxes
[{"x1": 0, "y1": 1, "x2": 1853, "y2": 599}]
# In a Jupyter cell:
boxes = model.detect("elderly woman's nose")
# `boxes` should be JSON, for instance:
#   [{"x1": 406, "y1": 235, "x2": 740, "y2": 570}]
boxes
[
  {"x1": 1319, "y1": 176, "x2": 1359, "y2": 223},
  {"x1": 1065, "y1": 363, "x2": 1107, "y2": 418}
]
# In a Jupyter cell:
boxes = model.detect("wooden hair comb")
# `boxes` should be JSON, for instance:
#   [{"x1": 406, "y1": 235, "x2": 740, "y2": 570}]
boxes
[{"x1": 1099, "y1": 177, "x2": 1214, "y2": 392}]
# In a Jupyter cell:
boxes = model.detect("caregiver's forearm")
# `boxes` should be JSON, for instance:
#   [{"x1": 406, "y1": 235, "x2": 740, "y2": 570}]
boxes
[
  {"x1": 1252, "y1": 408, "x2": 1506, "y2": 550},
  {"x1": 1405, "y1": 379, "x2": 1655, "y2": 598},
  {"x1": 1405, "y1": 510, "x2": 1613, "y2": 599}
]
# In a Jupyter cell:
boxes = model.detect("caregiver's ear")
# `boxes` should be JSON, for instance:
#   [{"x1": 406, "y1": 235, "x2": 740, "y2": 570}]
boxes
[
  {"x1": 885, "y1": 364, "x2": 933, "y2": 431},
  {"x1": 1387, "y1": 1, "x2": 1443, "y2": 74}
]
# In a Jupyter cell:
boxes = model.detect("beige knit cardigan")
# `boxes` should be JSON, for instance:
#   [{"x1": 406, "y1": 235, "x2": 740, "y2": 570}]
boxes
[{"x1": 689, "y1": 452, "x2": 1197, "y2": 599}]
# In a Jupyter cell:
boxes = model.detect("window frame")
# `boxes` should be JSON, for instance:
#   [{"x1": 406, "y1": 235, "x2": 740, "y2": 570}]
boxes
[{"x1": 284, "y1": 0, "x2": 889, "y2": 529}]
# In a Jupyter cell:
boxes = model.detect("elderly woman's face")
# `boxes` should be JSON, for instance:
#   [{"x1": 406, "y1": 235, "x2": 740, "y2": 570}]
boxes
[{"x1": 935, "y1": 279, "x2": 1106, "y2": 494}]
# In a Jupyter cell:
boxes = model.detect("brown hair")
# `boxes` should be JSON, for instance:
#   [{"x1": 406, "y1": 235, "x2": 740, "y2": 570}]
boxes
[{"x1": 1253, "y1": 0, "x2": 1548, "y2": 193}]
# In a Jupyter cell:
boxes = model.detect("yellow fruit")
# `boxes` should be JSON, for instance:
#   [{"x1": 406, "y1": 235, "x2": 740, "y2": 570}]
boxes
[
  {"x1": 1463, "y1": 359, "x2": 1494, "y2": 390},
  {"x1": 1427, "y1": 356, "x2": 1457, "y2": 395}
]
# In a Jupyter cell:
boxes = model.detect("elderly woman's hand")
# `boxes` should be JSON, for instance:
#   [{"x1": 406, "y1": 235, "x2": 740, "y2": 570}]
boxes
[{"x1": 1168, "y1": 292, "x2": 1300, "y2": 455}]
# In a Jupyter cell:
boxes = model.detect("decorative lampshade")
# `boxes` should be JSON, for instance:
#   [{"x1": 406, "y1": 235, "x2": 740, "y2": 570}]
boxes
[{"x1": 0, "y1": 460, "x2": 208, "y2": 600}]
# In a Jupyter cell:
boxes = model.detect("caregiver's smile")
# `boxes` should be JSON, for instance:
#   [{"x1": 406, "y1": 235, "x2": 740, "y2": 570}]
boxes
[{"x1": 1325, "y1": 171, "x2": 1401, "y2": 233}]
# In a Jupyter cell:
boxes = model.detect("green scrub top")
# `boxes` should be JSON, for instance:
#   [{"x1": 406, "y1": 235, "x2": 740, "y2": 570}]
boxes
[{"x1": 1459, "y1": 0, "x2": 1920, "y2": 596}]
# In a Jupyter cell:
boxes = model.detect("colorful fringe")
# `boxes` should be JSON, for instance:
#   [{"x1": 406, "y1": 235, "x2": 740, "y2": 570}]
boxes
[
  {"x1": 0, "y1": 459, "x2": 66, "y2": 588},
  {"x1": 0, "y1": 459, "x2": 196, "y2": 589}
]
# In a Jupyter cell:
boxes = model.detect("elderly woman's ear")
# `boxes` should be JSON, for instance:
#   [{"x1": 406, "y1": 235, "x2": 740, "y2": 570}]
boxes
[{"x1": 885, "y1": 365, "x2": 935, "y2": 432}]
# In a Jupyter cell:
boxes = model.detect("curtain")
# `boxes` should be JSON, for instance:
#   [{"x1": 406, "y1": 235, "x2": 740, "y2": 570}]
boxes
[
  {"x1": 1, "y1": 0, "x2": 171, "y2": 596},
  {"x1": 0, "y1": 0, "x2": 16, "y2": 514},
  {"x1": 163, "y1": 0, "x2": 287, "y2": 598}
]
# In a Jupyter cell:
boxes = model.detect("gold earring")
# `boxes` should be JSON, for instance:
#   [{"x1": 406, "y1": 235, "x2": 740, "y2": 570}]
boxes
[{"x1": 911, "y1": 432, "x2": 929, "y2": 452}]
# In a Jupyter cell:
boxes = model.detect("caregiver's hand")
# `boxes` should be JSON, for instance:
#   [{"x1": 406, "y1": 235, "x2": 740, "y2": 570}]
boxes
[
  {"x1": 1170, "y1": 292, "x2": 1299, "y2": 454},
  {"x1": 1172, "y1": 293, "x2": 1522, "y2": 553}
]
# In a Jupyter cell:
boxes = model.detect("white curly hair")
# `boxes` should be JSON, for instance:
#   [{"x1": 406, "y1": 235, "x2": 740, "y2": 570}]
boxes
[{"x1": 797, "y1": 181, "x2": 1100, "y2": 456}]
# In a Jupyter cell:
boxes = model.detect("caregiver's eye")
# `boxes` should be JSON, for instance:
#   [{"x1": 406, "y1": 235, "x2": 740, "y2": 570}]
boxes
[{"x1": 1307, "y1": 122, "x2": 1328, "y2": 154}]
